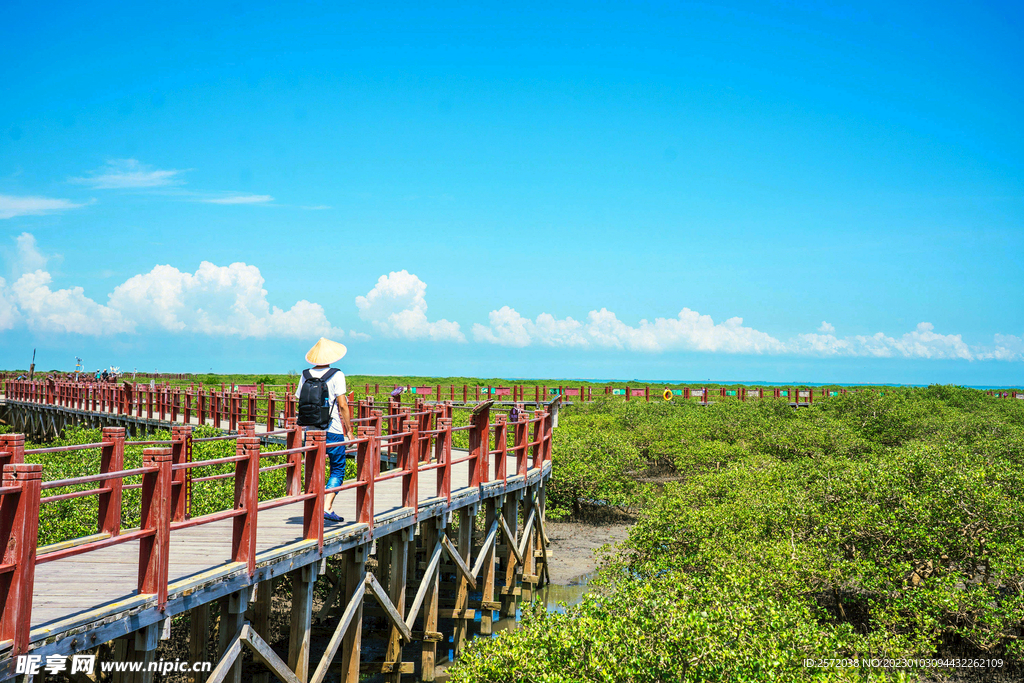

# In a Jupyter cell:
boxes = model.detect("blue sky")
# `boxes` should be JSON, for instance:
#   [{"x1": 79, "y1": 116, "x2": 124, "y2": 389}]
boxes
[{"x1": 1, "y1": 1, "x2": 1022, "y2": 384}]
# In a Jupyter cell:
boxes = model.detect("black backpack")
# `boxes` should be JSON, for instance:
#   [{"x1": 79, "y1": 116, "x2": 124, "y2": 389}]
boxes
[{"x1": 296, "y1": 368, "x2": 340, "y2": 428}]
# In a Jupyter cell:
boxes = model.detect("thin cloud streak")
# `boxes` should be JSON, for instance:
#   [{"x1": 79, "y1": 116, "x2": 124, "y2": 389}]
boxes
[
  {"x1": 0, "y1": 194, "x2": 88, "y2": 219},
  {"x1": 71, "y1": 159, "x2": 186, "y2": 189},
  {"x1": 203, "y1": 195, "x2": 274, "y2": 205}
]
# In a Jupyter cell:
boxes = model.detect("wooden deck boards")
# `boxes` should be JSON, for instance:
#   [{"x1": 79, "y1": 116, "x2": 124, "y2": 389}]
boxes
[{"x1": 29, "y1": 453, "x2": 529, "y2": 636}]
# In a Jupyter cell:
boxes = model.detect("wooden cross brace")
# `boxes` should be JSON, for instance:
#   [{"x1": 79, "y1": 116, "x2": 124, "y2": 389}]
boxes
[{"x1": 207, "y1": 624, "x2": 301, "y2": 683}]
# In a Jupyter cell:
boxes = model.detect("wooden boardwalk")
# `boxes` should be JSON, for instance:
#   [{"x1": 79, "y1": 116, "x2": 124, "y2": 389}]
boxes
[
  {"x1": 0, "y1": 395, "x2": 555, "y2": 681},
  {"x1": 29, "y1": 455, "x2": 539, "y2": 644}
]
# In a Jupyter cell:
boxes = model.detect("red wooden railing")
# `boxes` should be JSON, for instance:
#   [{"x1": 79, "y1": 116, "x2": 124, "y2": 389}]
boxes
[
  {"x1": 7, "y1": 377, "x2": 1023, "y2": 417},
  {"x1": 0, "y1": 400, "x2": 554, "y2": 656}
]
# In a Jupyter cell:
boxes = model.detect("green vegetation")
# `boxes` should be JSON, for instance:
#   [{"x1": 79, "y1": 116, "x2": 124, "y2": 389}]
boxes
[
  {"x1": 12, "y1": 375, "x2": 1024, "y2": 679},
  {"x1": 27, "y1": 425, "x2": 291, "y2": 547},
  {"x1": 453, "y1": 387, "x2": 1024, "y2": 681}
]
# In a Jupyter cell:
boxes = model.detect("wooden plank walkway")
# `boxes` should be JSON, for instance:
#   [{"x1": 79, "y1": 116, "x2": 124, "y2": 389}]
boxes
[{"x1": 29, "y1": 453, "x2": 540, "y2": 646}]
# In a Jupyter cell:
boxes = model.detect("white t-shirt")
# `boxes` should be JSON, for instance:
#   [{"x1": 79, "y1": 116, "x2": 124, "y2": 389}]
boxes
[{"x1": 295, "y1": 366, "x2": 348, "y2": 435}]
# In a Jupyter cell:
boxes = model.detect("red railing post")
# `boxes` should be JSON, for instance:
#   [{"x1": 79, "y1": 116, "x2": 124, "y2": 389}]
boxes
[
  {"x1": 98, "y1": 427, "x2": 126, "y2": 536},
  {"x1": 303, "y1": 431, "x2": 326, "y2": 551},
  {"x1": 530, "y1": 411, "x2": 545, "y2": 470},
  {"x1": 402, "y1": 419, "x2": 419, "y2": 517},
  {"x1": 355, "y1": 426, "x2": 376, "y2": 529},
  {"x1": 266, "y1": 393, "x2": 276, "y2": 432},
  {"x1": 437, "y1": 418, "x2": 452, "y2": 502},
  {"x1": 232, "y1": 436, "x2": 261, "y2": 576},
  {"x1": 544, "y1": 409, "x2": 554, "y2": 463},
  {"x1": 0, "y1": 463, "x2": 42, "y2": 656},
  {"x1": 468, "y1": 405, "x2": 490, "y2": 487},
  {"x1": 184, "y1": 390, "x2": 192, "y2": 424},
  {"x1": 515, "y1": 414, "x2": 529, "y2": 478},
  {"x1": 284, "y1": 418, "x2": 303, "y2": 496},
  {"x1": 138, "y1": 448, "x2": 171, "y2": 610},
  {"x1": 494, "y1": 414, "x2": 508, "y2": 483},
  {"x1": 170, "y1": 425, "x2": 192, "y2": 522},
  {"x1": 0, "y1": 434, "x2": 25, "y2": 470}
]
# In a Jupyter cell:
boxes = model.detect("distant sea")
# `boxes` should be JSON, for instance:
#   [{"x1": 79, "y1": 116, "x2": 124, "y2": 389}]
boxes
[{"x1": 505, "y1": 378, "x2": 1019, "y2": 390}]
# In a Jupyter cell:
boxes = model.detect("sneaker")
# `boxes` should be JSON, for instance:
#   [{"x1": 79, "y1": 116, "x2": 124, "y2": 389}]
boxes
[{"x1": 324, "y1": 511, "x2": 344, "y2": 523}]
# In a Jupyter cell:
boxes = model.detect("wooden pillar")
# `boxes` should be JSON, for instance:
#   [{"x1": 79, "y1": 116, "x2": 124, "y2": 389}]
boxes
[
  {"x1": 289, "y1": 564, "x2": 316, "y2": 682},
  {"x1": 420, "y1": 519, "x2": 441, "y2": 682},
  {"x1": 453, "y1": 506, "x2": 473, "y2": 655},
  {"x1": 500, "y1": 495, "x2": 519, "y2": 618},
  {"x1": 251, "y1": 577, "x2": 275, "y2": 683},
  {"x1": 135, "y1": 623, "x2": 159, "y2": 683},
  {"x1": 480, "y1": 498, "x2": 497, "y2": 635},
  {"x1": 189, "y1": 603, "x2": 211, "y2": 683},
  {"x1": 385, "y1": 528, "x2": 410, "y2": 682},
  {"x1": 523, "y1": 488, "x2": 537, "y2": 600},
  {"x1": 222, "y1": 587, "x2": 249, "y2": 683},
  {"x1": 339, "y1": 544, "x2": 367, "y2": 683}
]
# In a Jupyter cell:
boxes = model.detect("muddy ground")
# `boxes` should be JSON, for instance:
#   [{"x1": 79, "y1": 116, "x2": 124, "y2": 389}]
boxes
[{"x1": 543, "y1": 518, "x2": 632, "y2": 584}]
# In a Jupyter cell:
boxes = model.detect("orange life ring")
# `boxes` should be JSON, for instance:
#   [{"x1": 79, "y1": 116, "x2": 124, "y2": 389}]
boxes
[{"x1": 663, "y1": 388, "x2": 673, "y2": 401}]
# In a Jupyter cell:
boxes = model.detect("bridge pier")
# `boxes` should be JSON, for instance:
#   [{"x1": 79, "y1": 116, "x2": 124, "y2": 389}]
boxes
[{"x1": 288, "y1": 565, "x2": 316, "y2": 681}]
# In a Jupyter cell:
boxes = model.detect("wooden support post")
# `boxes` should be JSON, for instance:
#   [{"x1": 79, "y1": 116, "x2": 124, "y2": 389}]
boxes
[
  {"x1": 480, "y1": 497, "x2": 497, "y2": 635},
  {"x1": 501, "y1": 494, "x2": 519, "y2": 618},
  {"x1": 288, "y1": 564, "x2": 316, "y2": 682},
  {"x1": 385, "y1": 528, "x2": 410, "y2": 682},
  {"x1": 135, "y1": 623, "x2": 159, "y2": 683},
  {"x1": 522, "y1": 488, "x2": 537, "y2": 600},
  {"x1": 252, "y1": 577, "x2": 275, "y2": 683},
  {"x1": 222, "y1": 587, "x2": 250, "y2": 683},
  {"x1": 420, "y1": 518, "x2": 441, "y2": 681},
  {"x1": 190, "y1": 602, "x2": 211, "y2": 683},
  {"x1": 453, "y1": 506, "x2": 473, "y2": 655}
]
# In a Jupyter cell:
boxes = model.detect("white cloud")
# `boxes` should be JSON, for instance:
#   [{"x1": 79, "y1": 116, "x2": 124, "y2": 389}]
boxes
[
  {"x1": 13, "y1": 232, "x2": 49, "y2": 275},
  {"x1": 10, "y1": 270, "x2": 133, "y2": 335},
  {"x1": 975, "y1": 334, "x2": 1024, "y2": 361},
  {"x1": 472, "y1": 307, "x2": 587, "y2": 348},
  {"x1": 0, "y1": 278, "x2": 20, "y2": 331},
  {"x1": 474, "y1": 306, "x2": 1013, "y2": 362},
  {"x1": 71, "y1": 159, "x2": 185, "y2": 189},
  {"x1": 0, "y1": 194, "x2": 87, "y2": 219},
  {"x1": 1, "y1": 232, "x2": 344, "y2": 338},
  {"x1": 348, "y1": 330, "x2": 372, "y2": 341},
  {"x1": 203, "y1": 195, "x2": 273, "y2": 205},
  {"x1": 108, "y1": 262, "x2": 340, "y2": 338},
  {"x1": 355, "y1": 270, "x2": 464, "y2": 342},
  {"x1": 474, "y1": 306, "x2": 787, "y2": 354},
  {"x1": 794, "y1": 322, "x2": 974, "y2": 360}
]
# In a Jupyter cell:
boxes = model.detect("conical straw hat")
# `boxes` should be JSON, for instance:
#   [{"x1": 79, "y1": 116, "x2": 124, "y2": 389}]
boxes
[{"x1": 305, "y1": 337, "x2": 347, "y2": 365}]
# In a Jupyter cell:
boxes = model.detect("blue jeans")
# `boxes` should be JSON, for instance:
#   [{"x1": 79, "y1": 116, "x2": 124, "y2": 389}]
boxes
[{"x1": 325, "y1": 431, "x2": 347, "y2": 490}]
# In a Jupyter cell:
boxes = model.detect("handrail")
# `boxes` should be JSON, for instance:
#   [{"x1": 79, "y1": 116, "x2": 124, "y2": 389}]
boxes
[
  {"x1": 0, "y1": 395, "x2": 559, "y2": 656},
  {"x1": 41, "y1": 466, "x2": 157, "y2": 490}
]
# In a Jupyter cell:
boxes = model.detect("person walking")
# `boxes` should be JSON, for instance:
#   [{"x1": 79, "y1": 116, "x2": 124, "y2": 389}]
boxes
[{"x1": 295, "y1": 337, "x2": 352, "y2": 523}]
